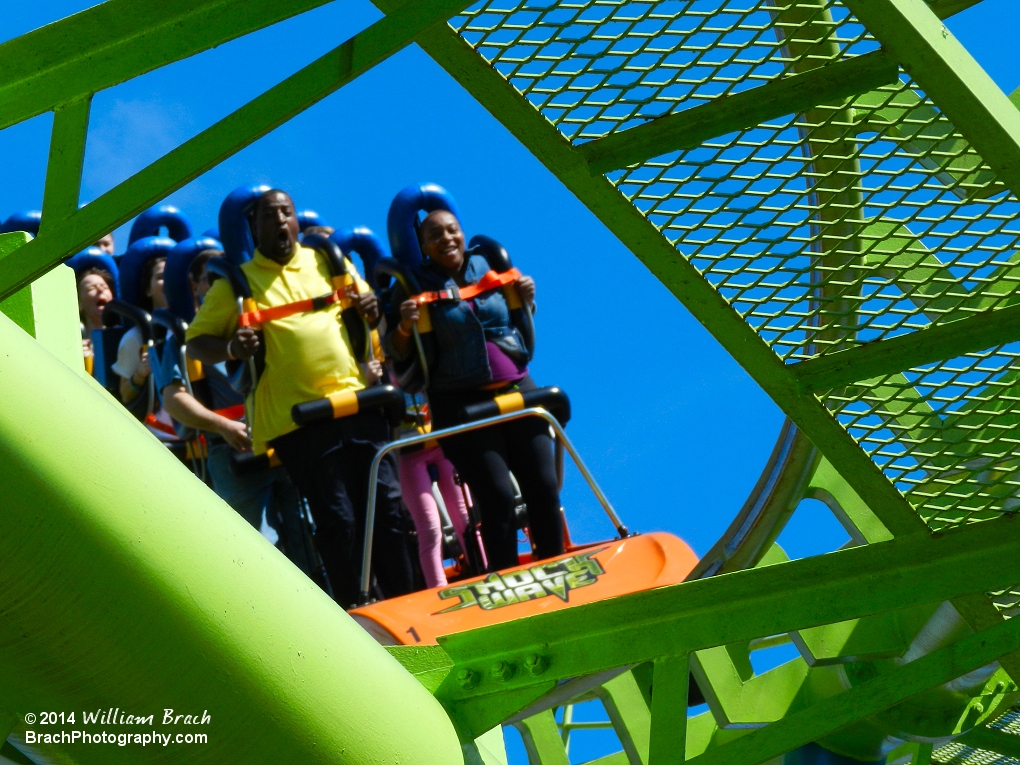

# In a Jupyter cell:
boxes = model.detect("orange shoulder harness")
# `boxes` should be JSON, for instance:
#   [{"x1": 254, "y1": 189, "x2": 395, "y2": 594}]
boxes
[
  {"x1": 238, "y1": 275, "x2": 361, "y2": 329},
  {"x1": 413, "y1": 268, "x2": 521, "y2": 305}
]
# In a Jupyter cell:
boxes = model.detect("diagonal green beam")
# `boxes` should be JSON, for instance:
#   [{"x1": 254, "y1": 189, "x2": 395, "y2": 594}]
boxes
[
  {"x1": 928, "y1": 0, "x2": 986, "y2": 18},
  {"x1": 514, "y1": 710, "x2": 571, "y2": 765},
  {"x1": 0, "y1": 0, "x2": 473, "y2": 300},
  {"x1": 581, "y1": 51, "x2": 899, "y2": 175},
  {"x1": 384, "y1": 8, "x2": 929, "y2": 539},
  {"x1": 40, "y1": 98, "x2": 92, "y2": 233},
  {"x1": 956, "y1": 726, "x2": 1020, "y2": 759},
  {"x1": 842, "y1": 0, "x2": 1020, "y2": 201},
  {"x1": 791, "y1": 303, "x2": 1020, "y2": 392},
  {"x1": 434, "y1": 515, "x2": 1020, "y2": 706},
  {"x1": 686, "y1": 614, "x2": 1020, "y2": 765},
  {"x1": 0, "y1": 0, "x2": 330, "y2": 133}
]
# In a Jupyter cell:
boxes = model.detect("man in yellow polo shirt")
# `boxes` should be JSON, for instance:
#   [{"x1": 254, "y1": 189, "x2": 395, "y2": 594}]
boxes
[{"x1": 187, "y1": 189, "x2": 414, "y2": 608}]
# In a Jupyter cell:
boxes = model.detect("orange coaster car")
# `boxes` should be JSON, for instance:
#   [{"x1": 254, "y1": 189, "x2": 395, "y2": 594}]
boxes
[
  {"x1": 319, "y1": 388, "x2": 700, "y2": 646},
  {"x1": 351, "y1": 531, "x2": 697, "y2": 645}
]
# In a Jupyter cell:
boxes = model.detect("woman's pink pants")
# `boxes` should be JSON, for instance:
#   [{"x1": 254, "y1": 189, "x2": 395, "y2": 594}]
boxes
[{"x1": 400, "y1": 446, "x2": 474, "y2": 588}]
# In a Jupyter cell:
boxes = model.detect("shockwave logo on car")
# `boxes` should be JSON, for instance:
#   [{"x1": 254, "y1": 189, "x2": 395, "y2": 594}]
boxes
[{"x1": 435, "y1": 549, "x2": 607, "y2": 613}]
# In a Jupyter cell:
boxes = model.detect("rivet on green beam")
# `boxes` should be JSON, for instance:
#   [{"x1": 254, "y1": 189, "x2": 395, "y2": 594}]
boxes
[
  {"x1": 581, "y1": 51, "x2": 899, "y2": 175},
  {"x1": 435, "y1": 515, "x2": 1020, "y2": 705}
]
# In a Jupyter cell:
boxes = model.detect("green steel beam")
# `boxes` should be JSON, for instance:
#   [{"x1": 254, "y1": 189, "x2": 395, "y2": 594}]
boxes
[
  {"x1": 790, "y1": 303, "x2": 1020, "y2": 393},
  {"x1": 384, "y1": 10, "x2": 930, "y2": 540},
  {"x1": 514, "y1": 711, "x2": 570, "y2": 765},
  {"x1": 686, "y1": 615, "x2": 1020, "y2": 765},
  {"x1": 806, "y1": 459, "x2": 893, "y2": 545},
  {"x1": 928, "y1": 0, "x2": 986, "y2": 18},
  {"x1": 0, "y1": 0, "x2": 473, "y2": 300},
  {"x1": 842, "y1": 0, "x2": 1020, "y2": 201},
  {"x1": 434, "y1": 515, "x2": 1020, "y2": 710},
  {"x1": 39, "y1": 97, "x2": 91, "y2": 232},
  {"x1": 0, "y1": 306, "x2": 465, "y2": 764},
  {"x1": 0, "y1": 233, "x2": 82, "y2": 369},
  {"x1": 951, "y1": 593, "x2": 1020, "y2": 686},
  {"x1": 597, "y1": 671, "x2": 652, "y2": 763},
  {"x1": 956, "y1": 727, "x2": 1020, "y2": 759},
  {"x1": 581, "y1": 51, "x2": 899, "y2": 175},
  {"x1": 648, "y1": 655, "x2": 689, "y2": 765},
  {"x1": 0, "y1": 0, "x2": 329, "y2": 132},
  {"x1": 693, "y1": 642, "x2": 814, "y2": 727}
]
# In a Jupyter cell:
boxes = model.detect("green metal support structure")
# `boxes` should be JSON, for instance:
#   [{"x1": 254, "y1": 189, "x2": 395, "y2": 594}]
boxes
[{"x1": 4, "y1": 0, "x2": 1020, "y2": 763}]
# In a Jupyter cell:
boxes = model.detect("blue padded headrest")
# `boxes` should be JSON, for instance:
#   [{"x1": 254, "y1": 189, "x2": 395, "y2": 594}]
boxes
[
  {"x1": 331, "y1": 227, "x2": 387, "y2": 289},
  {"x1": 202, "y1": 227, "x2": 220, "y2": 240},
  {"x1": 66, "y1": 247, "x2": 119, "y2": 297},
  {"x1": 1, "y1": 210, "x2": 42, "y2": 236},
  {"x1": 218, "y1": 183, "x2": 270, "y2": 266},
  {"x1": 119, "y1": 236, "x2": 176, "y2": 307},
  {"x1": 298, "y1": 210, "x2": 328, "y2": 231},
  {"x1": 164, "y1": 236, "x2": 223, "y2": 322},
  {"x1": 128, "y1": 204, "x2": 192, "y2": 246},
  {"x1": 387, "y1": 183, "x2": 461, "y2": 271}
]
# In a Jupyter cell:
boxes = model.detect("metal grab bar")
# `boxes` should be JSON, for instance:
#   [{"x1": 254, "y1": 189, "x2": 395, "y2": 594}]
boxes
[{"x1": 358, "y1": 406, "x2": 629, "y2": 604}]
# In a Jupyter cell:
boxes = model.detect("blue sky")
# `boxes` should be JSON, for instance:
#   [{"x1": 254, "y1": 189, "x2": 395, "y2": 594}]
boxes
[{"x1": 0, "y1": 1, "x2": 1017, "y2": 762}]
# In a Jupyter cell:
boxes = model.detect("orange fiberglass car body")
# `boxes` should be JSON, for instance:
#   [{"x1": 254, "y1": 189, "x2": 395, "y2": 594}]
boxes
[{"x1": 350, "y1": 532, "x2": 699, "y2": 646}]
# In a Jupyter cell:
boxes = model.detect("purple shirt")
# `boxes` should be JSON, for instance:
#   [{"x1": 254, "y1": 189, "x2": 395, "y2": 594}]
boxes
[
  {"x1": 466, "y1": 298, "x2": 528, "y2": 386},
  {"x1": 485, "y1": 340, "x2": 528, "y2": 385}
]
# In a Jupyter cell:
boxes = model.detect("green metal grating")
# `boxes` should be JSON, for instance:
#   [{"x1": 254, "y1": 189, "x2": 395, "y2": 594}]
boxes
[
  {"x1": 821, "y1": 342, "x2": 1020, "y2": 530},
  {"x1": 453, "y1": 0, "x2": 879, "y2": 143},
  {"x1": 933, "y1": 707, "x2": 1020, "y2": 765},
  {"x1": 611, "y1": 75, "x2": 1020, "y2": 362},
  {"x1": 450, "y1": 0, "x2": 1020, "y2": 531},
  {"x1": 934, "y1": 746, "x2": 1020, "y2": 765}
]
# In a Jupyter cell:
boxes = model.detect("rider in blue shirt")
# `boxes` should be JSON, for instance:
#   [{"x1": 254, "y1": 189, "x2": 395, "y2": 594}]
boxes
[{"x1": 152, "y1": 250, "x2": 308, "y2": 569}]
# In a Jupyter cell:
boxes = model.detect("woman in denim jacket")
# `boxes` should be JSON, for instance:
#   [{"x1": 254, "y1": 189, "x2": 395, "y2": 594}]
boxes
[{"x1": 385, "y1": 209, "x2": 564, "y2": 571}]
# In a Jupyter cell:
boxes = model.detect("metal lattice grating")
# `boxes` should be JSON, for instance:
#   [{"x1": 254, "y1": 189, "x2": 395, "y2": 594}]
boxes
[
  {"x1": 452, "y1": 0, "x2": 878, "y2": 143},
  {"x1": 934, "y1": 745, "x2": 1020, "y2": 765},
  {"x1": 452, "y1": 0, "x2": 1020, "y2": 362},
  {"x1": 449, "y1": 0, "x2": 1020, "y2": 528},
  {"x1": 820, "y1": 343, "x2": 1020, "y2": 531},
  {"x1": 933, "y1": 706, "x2": 1020, "y2": 765},
  {"x1": 610, "y1": 74, "x2": 1020, "y2": 361}
]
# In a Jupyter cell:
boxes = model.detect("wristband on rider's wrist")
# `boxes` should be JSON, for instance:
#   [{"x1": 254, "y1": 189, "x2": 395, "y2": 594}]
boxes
[
  {"x1": 397, "y1": 322, "x2": 412, "y2": 338},
  {"x1": 225, "y1": 337, "x2": 237, "y2": 361}
]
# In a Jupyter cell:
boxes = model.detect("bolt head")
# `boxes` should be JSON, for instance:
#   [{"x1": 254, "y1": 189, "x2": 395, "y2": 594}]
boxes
[
  {"x1": 491, "y1": 661, "x2": 515, "y2": 682},
  {"x1": 525, "y1": 654, "x2": 549, "y2": 675},
  {"x1": 457, "y1": 669, "x2": 479, "y2": 689}
]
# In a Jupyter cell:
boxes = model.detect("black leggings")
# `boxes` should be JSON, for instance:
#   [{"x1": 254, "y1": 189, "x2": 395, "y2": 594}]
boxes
[
  {"x1": 430, "y1": 378, "x2": 565, "y2": 571},
  {"x1": 270, "y1": 413, "x2": 415, "y2": 608}
]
